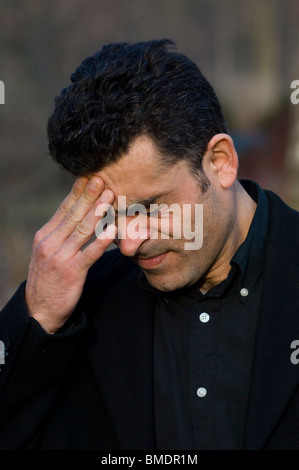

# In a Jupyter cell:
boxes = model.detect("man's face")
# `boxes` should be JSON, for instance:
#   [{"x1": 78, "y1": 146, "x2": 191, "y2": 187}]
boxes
[{"x1": 97, "y1": 136, "x2": 233, "y2": 292}]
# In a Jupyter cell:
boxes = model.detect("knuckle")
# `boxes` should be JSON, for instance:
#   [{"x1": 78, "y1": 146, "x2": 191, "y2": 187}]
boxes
[
  {"x1": 33, "y1": 229, "x2": 44, "y2": 246},
  {"x1": 82, "y1": 189, "x2": 96, "y2": 204},
  {"x1": 65, "y1": 207, "x2": 81, "y2": 225},
  {"x1": 36, "y1": 238, "x2": 50, "y2": 258},
  {"x1": 75, "y1": 221, "x2": 92, "y2": 238},
  {"x1": 57, "y1": 199, "x2": 69, "y2": 217}
]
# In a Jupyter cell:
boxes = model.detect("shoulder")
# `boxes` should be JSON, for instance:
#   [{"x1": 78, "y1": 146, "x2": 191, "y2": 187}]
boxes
[{"x1": 264, "y1": 189, "x2": 299, "y2": 265}]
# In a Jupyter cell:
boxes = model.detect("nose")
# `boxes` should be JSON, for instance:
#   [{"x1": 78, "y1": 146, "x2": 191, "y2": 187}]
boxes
[
  {"x1": 115, "y1": 214, "x2": 150, "y2": 257},
  {"x1": 117, "y1": 236, "x2": 146, "y2": 258}
]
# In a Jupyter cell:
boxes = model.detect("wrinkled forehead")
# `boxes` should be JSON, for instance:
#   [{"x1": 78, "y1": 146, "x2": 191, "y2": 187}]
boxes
[{"x1": 93, "y1": 136, "x2": 189, "y2": 209}]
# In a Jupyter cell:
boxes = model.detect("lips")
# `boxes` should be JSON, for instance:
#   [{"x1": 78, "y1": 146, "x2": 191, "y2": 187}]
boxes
[{"x1": 136, "y1": 251, "x2": 169, "y2": 269}]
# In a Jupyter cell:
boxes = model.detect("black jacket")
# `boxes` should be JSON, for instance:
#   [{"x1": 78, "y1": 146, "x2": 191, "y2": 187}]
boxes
[{"x1": 0, "y1": 187, "x2": 299, "y2": 450}]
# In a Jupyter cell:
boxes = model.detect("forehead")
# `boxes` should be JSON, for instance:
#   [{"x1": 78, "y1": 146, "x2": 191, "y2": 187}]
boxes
[{"x1": 95, "y1": 136, "x2": 190, "y2": 204}]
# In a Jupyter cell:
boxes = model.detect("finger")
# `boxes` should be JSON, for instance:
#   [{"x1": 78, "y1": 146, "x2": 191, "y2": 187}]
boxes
[
  {"x1": 52, "y1": 176, "x2": 107, "y2": 242},
  {"x1": 37, "y1": 176, "x2": 89, "y2": 241},
  {"x1": 78, "y1": 224, "x2": 118, "y2": 271},
  {"x1": 62, "y1": 189, "x2": 115, "y2": 255}
]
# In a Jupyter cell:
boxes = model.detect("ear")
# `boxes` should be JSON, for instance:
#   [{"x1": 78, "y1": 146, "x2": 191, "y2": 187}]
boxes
[{"x1": 205, "y1": 133, "x2": 239, "y2": 189}]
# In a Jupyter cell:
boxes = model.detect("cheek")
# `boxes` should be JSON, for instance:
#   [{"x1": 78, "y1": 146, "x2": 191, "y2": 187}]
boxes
[
  {"x1": 149, "y1": 213, "x2": 182, "y2": 239},
  {"x1": 150, "y1": 204, "x2": 198, "y2": 239}
]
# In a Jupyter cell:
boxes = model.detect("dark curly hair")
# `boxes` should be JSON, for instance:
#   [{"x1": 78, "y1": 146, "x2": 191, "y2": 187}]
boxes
[{"x1": 47, "y1": 39, "x2": 228, "y2": 190}]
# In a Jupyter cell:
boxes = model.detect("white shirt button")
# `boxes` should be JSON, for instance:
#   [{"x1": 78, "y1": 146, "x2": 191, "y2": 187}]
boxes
[
  {"x1": 197, "y1": 387, "x2": 207, "y2": 398},
  {"x1": 240, "y1": 287, "x2": 249, "y2": 297},
  {"x1": 199, "y1": 312, "x2": 210, "y2": 323}
]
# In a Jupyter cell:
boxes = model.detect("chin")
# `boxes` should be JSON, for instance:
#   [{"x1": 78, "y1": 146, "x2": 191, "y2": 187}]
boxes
[{"x1": 145, "y1": 271, "x2": 193, "y2": 293}]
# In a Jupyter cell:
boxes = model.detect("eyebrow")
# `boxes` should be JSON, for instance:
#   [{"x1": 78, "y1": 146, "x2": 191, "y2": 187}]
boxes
[{"x1": 114, "y1": 192, "x2": 169, "y2": 214}]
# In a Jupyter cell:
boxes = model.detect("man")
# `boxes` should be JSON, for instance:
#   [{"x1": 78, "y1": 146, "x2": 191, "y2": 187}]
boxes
[{"x1": 0, "y1": 39, "x2": 298, "y2": 450}]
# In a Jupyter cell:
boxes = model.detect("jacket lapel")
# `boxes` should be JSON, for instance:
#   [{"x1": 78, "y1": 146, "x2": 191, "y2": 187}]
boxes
[
  {"x1": 83, "y1": 190, "x2": 299, "y2": 450},
  {"x1": 243, "y1": 195, "x2": 299, "y2": 449},
  {"x1": 88, "y1": 274, "x2": 156, "y2": 450}
]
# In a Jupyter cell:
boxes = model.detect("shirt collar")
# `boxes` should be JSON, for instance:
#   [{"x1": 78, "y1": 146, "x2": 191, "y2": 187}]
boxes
[{"x1": 231, "y1": 179, "x2": 269, "y2": 302}]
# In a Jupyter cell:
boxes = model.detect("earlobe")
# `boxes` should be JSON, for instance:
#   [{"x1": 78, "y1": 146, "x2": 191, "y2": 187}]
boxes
[{"x1": 207, "y1": 133, "x2": 239, "y2": 189}]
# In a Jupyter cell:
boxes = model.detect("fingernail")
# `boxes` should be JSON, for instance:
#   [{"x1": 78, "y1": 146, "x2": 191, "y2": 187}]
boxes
[{"x1": 99, "y1": 190, "x2": 110, "y2": 202}]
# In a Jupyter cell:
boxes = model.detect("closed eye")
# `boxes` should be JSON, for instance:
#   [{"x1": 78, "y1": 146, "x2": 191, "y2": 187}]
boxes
[{"x1": 147, "y1": 203, "x2": 168, "y2": 217}]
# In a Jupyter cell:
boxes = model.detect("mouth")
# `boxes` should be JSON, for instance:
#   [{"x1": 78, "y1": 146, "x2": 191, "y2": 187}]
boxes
[{"x1": 135, "y1": 251, "x2": 169, "y2": 269}]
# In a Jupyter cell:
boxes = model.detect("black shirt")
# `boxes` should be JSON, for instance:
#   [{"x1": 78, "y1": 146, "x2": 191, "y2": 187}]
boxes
[{"x1": 140, "y1": 181, "x2": 269, "y2": 450}]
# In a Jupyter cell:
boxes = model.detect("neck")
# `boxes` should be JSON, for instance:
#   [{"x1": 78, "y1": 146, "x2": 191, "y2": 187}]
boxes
[{"x1": 199, "y1": 181, "x2": 257, "y2": 292}]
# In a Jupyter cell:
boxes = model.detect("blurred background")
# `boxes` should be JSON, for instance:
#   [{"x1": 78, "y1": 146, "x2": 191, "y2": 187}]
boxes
[{"x1": 0, "y1": 0, "x2": 298, "y2": 309}]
